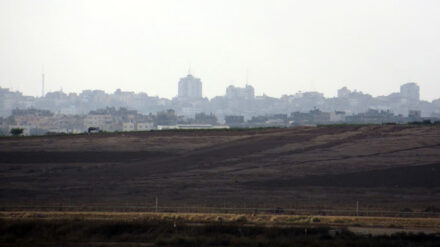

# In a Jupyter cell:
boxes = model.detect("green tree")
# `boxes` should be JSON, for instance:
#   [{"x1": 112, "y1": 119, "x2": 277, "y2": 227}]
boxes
[{"x1": 10, "y1": 128, "x2": 24, "y2": 136}]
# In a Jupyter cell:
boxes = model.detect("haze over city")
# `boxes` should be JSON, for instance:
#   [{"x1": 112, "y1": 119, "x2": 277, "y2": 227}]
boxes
[
  {"x1": 1, "y1": 0, "x2": 440, "y2": 100},
  {"x1": 3, "y1": 1, "x2": 440, "y2": 246}
]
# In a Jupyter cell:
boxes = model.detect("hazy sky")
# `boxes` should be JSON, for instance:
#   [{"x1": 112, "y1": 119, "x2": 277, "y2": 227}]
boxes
[{"x1": 1, "y1": 0, "x2": 439, "y2": 100}]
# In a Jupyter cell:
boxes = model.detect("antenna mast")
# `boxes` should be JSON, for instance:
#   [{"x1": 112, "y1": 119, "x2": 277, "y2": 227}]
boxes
[
  {"x1": 246, "y1": 68, "x2": 249, "y2": 86},
  {"x1": 41, "y1": 65, "x2": 45, "y2": 97}
]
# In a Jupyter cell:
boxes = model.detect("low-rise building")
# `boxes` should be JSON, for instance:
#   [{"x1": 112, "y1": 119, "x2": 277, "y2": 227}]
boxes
[
  {"x1": 136, "y1": 122, "x2": 154, "y2": 131},
  {"x1": 84, "y1": 114, "x2": 113, "y2": 131},
  {"x1": 408, "y1": 110, "x2": 422, "y2": 120},
  {"x1": 157, "y1": 124, "x2": 229, "y2": 130},
  {"x1": 330, "y1": 111, "x2": 346, "y2": 122},
  {"x1": 345, "y1": 109, "x2": 398, "y2": 124},
  {"x1": 291, "y1": 108, "x2": 331, "y2": 125},
  {"x1": 122, "y1": 122, "x2": 135, "y2": 132},
  {"x1": 225, "y1": 115, "x2": 244, "y2": 126}
]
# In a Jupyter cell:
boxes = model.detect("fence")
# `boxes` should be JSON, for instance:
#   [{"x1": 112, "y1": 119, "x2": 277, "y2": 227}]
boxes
[{"x1": 1, "y1": 204, "x2": 439, "y2": 218}]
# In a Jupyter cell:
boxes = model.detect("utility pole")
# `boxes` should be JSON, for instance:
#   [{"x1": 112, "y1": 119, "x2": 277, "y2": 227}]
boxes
[
  {"x1": 41, "y1": 66, "x2": 45, "y2": 97},
  {"x1": 356, "y1": 200, "x2": 359, "y2": 216},
  {"x1": 155, "y1": 196, "x2": 158, "y2": 213}
]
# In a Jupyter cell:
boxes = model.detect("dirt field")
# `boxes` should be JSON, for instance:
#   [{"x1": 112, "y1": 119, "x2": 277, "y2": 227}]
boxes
[{"x1": 1, "y1": 125, "x2": 440, "y2": 213}]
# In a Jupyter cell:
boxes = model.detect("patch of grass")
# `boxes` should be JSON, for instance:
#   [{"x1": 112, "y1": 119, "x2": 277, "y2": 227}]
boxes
[
  {"x1": 283, "y1": 216, "x2": 311, "y2": 223},
  {"x1": 232, "y1": 215, "x2": 247, "y2": 223},
  {"x1": 2, "y1": 211, "x2": 440, "y2": 231}
]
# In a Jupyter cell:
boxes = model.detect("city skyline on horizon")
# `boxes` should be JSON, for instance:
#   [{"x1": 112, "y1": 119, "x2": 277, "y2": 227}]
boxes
[
  {"x1": 0, "y1": 72, "x2": 435, "y2": 102},
  {"x1": 1, "y1": 1, "x2": 440, "y2": 101}
]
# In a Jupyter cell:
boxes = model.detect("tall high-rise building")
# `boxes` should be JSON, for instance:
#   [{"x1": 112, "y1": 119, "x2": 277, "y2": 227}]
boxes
[
  {"x1": 337, "y1": 87, "x2": 351, "y2": 98},
  {"x1": 400, "y1": 82, "x2": 420, "y2": 102},
  {"x1": 178, "y1": 73, "x2": 202, "y2": 99},
  {"x1": 226, "y1": 85, "x2": 255, "y2": 100}
]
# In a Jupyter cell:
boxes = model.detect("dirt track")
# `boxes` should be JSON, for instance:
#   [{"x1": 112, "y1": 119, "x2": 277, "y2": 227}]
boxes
[{"x1": 1, "y1": 125, "x2": 440, "y2": 211}]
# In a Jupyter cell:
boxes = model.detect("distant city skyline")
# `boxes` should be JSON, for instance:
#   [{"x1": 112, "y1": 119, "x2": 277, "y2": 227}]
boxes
[
  {"x1": 1, "y1": 1, "x2": 440, "y2": 100},
  {"x1": 0, "y1": 69, "x2": 437, "y2": 101},
  {"x1": 0, "y1": 74, "x2": 436, "y2": 103}
]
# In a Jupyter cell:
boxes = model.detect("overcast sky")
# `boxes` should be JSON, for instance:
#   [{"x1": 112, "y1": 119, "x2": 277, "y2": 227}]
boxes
[{"x1": 0, "y1": 0, "x2": 439, "y2": 101}]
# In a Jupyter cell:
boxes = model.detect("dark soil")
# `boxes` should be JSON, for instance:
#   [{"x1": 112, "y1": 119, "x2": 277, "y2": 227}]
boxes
[
  {"x1": 1, "y1": 125, "x2": 440, "y2": 211},
  {"x1": 248, "y1": 163, "x2": 440, "y2": 188}
]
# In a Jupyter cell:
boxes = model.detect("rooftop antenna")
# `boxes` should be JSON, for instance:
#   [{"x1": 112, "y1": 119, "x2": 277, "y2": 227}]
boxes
[
  {"x1": 310, "y1": 79, "x2": 316, "y2": 92},
  {"x1": 245, "y1": 68, "x2": 249, "y2": 86},
  {"x1": 188, "y1": 63, "x2": 192, "y2": 75},
  {"x1": 41, "y1": 65, "x2": 45, "y2": 97}
]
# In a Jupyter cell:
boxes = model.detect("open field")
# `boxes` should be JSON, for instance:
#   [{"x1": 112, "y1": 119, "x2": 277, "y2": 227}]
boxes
[
  {"x1": 1, "y1": 125, "x2": 440, "y2": 212},
  {"x1": 2, "y1": 211, "x2": 440, "y2": 231}
]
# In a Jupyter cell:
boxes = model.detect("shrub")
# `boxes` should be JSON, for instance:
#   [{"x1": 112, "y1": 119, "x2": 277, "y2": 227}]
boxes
[
  {"x1": 10, "y1": 128, "x2": 24, "y2": 136},
  {"x1": 311, "y1": 217, "x2": 321, "y2": 223},
  {"x1": 232, "y1": 215, "x2": 247, "y2": 223},
  {"x1": 400, "y1": 208, "x2": 413, "y2": 213},
  {"x1": 424, "y1": 206, "x2": 440, "y2": 213}
]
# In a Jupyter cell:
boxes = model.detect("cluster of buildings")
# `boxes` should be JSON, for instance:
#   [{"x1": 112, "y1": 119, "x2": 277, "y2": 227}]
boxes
[
  {"x1": 0, "y1": 105, "x2": 437, "y2": 136},
  {"x1": 0, "y1": 107, "x2": 228, "y2": 136},
  {"x1": 223, "y1": 108, "x2": 433, "y2": 128},
  {"x1": 1, "y1": 108, "x2": 84, "y2": 135},
  {"x1": 1, "y1": 73, "x2": 440, "y2": 135}
]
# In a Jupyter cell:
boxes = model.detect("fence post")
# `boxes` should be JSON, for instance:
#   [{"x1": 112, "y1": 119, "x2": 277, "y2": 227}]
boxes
[
  {"x1": 155, "y1": 196, "x2": 158, "y2": 213},
  {"x1": 356, "y1": 200, "x2": 359, "y2": 216}
]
